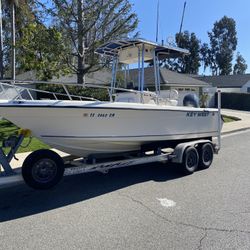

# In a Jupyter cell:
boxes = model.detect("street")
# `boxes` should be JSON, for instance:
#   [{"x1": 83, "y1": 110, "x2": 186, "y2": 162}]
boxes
[{"x1": 0, "y1": 130, "x2": 250, "y2": 250}]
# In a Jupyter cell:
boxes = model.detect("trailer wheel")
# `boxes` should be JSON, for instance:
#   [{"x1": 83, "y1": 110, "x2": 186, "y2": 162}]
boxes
[
  {"x1": 181, "y1": 146, "x2": 199, "y2": 174},
  {"x1": 199, "y1": 143, "x2": 214, "y2": 169},
  {"x1": 22, "y1": 149, "x2": 65, "y2": 190}
]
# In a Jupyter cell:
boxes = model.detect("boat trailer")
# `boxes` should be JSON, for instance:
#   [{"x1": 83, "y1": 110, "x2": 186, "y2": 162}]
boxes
[{"x1": 0, "y1": 134, "x2": 220, "y2": 189}]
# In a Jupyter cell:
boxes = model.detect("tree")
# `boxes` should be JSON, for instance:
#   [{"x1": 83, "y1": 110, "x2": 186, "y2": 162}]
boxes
[
  {"x1": 201, "y1": 16, "x2": 237, "y2": 75},
  {"x1": 200, "y1": 43, "x2": 216, "y2": 75},
  {"x1": 165, "y1": 31, "x2": 201, "y2": 74},
  {"x1": 176, "y1": 31, "x2": 200, "y2": 74},
  {"x1": 233, "y1": 52, "x2": 247, "y2": 74},
  {"x1": 0, "y1": 0, "x2": 36, "y2": 79},
  {"x1": 16, "y1": 23, "x2": 71, "y2": 80},
  {"x1": 38, "y1": 0, "x2": 138, "y2": 84}
]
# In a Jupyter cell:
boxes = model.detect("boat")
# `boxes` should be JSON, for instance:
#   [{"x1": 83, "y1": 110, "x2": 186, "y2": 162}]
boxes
[{"x1": 0, "y1": 39, "x2": 221, "y2": 158}]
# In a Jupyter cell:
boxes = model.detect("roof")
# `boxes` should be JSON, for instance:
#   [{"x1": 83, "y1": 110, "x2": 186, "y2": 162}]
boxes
[
  {"x1": 16, "y1": 68, "x2": 209, "y2": 88},
  {"x1": 127, "y1": 67, "x2": 209, "y2": 87},
  {"x1": 194, "y1": 74, "x2": 250, "y2": 88},
  {"x1": 16, "y1": 69, "x2": 112, "y2": 85},
  {"x1": 50, "y1": 69, "x2": 112, "y2": 85},
  {"x1": 16, "y1": 70, "x2": 37, "y2": 81},
  {"x1": 160, "y1": 69, "x2": 209, "y2": 87},
  {"x1": 95, "y1": 39, "x2": 189, "y2": 60}
]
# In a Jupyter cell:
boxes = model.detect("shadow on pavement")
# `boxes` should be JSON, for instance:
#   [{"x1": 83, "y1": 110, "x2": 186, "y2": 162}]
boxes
[{"x1": 0, "y1": 163, "x2": 185, "y2": 222}]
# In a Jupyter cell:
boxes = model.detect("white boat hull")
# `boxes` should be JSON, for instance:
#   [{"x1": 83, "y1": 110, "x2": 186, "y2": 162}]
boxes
[{"x1": 0, "y1": 100, "x2": 220, "y2": 157}]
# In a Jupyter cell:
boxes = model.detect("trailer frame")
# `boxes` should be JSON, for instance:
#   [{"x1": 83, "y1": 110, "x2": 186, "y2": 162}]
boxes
[{"x1": 0, "y1": 137, "x2": 218, "y2": 189}]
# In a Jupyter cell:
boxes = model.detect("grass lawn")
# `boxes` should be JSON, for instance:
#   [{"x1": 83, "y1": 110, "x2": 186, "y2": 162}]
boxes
[
  {"x1": 222, "y1": 114, "x2": 241, "y2": 123},
  {"x1": 0, "y1": 119, "x2": 50, "y2": 154}
]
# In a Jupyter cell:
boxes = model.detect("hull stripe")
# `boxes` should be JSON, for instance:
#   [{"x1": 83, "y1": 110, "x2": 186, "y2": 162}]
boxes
[{"x1": 41, "y1": 131, "x2": 217, "y2": 139}]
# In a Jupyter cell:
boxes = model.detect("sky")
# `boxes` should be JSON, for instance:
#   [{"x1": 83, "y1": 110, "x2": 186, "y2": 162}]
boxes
[{"x1": 130, "y1": 0, "x2": 250, "y2": 74}]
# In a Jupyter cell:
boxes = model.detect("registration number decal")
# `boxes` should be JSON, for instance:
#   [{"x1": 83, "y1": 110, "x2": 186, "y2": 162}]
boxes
[{"x1": 83, "y1": 113, "x2": 116, "y2": 118}]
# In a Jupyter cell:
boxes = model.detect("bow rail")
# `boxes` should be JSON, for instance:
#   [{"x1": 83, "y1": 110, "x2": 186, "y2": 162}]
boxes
[{"x1": 0, "y1": 80, "x2": 157, "y2": 102}]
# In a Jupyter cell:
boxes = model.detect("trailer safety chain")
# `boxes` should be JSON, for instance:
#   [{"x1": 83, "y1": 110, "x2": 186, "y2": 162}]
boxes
[
  {"x1": 12, "y1": 150, "x2": 19, "y2": 161},
  {"x1": 20, "y1": 136, "x2": 32, "y2": 148},
  {"x1": 17, "y1": 129, "x2": 33, "y2": 148}
]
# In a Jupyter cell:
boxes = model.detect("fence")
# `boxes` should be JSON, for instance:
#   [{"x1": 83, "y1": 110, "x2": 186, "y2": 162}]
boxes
[{"x1": 215, "y1": 92, "x2": 250, "y2": 111}]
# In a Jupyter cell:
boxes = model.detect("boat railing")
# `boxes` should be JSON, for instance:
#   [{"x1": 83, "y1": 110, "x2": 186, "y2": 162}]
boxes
[
  {"x1": 0, "y1": 80, "x2": 153, "y2": 102},
  {"x1": 0, "y1": 81, "x2": 99, "y2": 101}
]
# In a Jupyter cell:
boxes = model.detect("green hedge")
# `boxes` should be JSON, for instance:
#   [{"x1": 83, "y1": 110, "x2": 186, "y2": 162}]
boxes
[{"x1": 217, "y1": 92, "x2": 250, "y2": 111}]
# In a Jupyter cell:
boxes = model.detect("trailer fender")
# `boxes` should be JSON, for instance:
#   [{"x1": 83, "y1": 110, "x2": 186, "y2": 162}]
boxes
[{"x1": 172, "y1": 139, "x2": 213, "y2": 164}]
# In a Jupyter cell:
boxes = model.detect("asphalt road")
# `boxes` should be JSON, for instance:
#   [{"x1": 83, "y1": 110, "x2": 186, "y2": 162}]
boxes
[{"x1": 0, "y1": 131, "x2": 250, "y2": 250}]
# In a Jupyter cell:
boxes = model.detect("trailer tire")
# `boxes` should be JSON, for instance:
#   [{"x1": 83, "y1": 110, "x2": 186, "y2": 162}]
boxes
[
  {"x1": 199, "y1": 143, "x2": 214, "y2": 169},
  {"x1": 181, "y1": 146, "x2": 199, "y2": 174},
  {"x1": 22, "y1": 149, "x2": 65, "y2": 190}
]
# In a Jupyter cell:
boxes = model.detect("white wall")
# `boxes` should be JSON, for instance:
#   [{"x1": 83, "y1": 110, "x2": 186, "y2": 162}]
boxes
[
  {"x1": 241, "y1": 80, "x2": 250, "y2": 93},
  {"x1": 217, "y1": 88, "x2": 241, "y2": 93},
  {"x1": 215, "y1": 81, "x2": 250, "y2": 94}
]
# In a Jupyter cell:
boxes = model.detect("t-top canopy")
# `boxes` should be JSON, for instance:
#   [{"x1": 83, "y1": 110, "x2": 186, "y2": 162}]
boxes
[{"x1": 95, "y1": 38, "x2": 190, "y2": 63}]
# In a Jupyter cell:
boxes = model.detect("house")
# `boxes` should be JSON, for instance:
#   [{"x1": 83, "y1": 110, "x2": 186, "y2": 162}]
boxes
[
  {"x1": 127, "y1": 67, "x2": 213, "y2": 106},
  {"x1": 49, "y1": 67, "x2": 210, "y2": 104},
  {"x1": 15, "y1": 67, "x2": 214, "y2": 106},
  {"x1": 194, "y1": 74, "x2": 250, "y2": 93}
]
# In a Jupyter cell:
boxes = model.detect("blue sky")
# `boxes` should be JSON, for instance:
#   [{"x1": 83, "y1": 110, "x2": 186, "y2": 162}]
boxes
[{"x1": 130, "y1": 0, "x2": 250, "y2": 74}]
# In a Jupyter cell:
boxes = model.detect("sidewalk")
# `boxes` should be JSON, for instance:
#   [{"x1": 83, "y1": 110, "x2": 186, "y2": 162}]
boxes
[
  {"x1": 3, "y1": 109, "x2": 250, "y2": 170},
  {"x1": 221, "y1": 109, "x2": 250, "y2": 134}
]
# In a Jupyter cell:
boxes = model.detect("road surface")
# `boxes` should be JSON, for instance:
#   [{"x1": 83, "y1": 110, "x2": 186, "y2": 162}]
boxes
[{"x1": 0, "y1": 130, "x2": 250, "y2": 249}]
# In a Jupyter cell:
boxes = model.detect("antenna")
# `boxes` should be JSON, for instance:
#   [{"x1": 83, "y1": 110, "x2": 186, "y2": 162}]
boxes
[
  {"x1": 178, "y1": 1, "x2": 187, "y2": 43},
  {"x1": 156, "y1": 0, "x2": 159, "y2": 43}
]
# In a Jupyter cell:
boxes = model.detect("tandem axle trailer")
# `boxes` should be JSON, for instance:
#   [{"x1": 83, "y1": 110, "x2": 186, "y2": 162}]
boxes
[{"x1": 0, "y1": 134, "x2": 219, "y2": 189}]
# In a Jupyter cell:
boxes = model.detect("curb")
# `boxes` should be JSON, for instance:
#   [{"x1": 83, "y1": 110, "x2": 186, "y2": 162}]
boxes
[{"x1": 221, "y1": 127, "x2": 250, "y2": 136}]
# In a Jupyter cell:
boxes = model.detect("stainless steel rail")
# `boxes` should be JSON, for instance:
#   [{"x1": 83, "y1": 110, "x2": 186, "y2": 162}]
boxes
[
  {"x1": 0, "y1": 80, "x2": 153, "y2": 102},
  {"x1": 0, "y1": 81, "x2": 98, "y2": 101}
]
